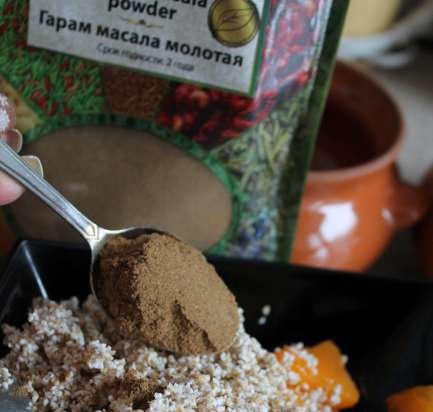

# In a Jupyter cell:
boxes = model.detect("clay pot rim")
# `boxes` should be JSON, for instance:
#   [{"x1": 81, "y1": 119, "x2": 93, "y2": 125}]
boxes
[{"x1": 308, "y1": 61, "x2": 404, "y2": 184}]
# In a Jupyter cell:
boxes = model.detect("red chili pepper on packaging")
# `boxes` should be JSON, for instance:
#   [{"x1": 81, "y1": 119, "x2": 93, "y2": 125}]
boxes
[
  {"x1": 44, "y1": 78, "x2": 52, "y2": 92},
  {"x1": 49, "y1": 102, "x2": 59, "y2": 116},
  {"x1": 208, "y1": 90, "x2": 223, "y2": 104},
  {"x1": 63, "y1": 105, "x2": 72, "y2": 116},
  {"x1": 221, "y1": 129, "x2": 239, "y2": 139},
  {"x1": 31, "y1": 91, "x2": 47, "y2": 109},
  {"x1": 64, "y1": 76, "x2": 74, "y2": 91},
  {"x1": 174, "y1": 84, "x2": 196, "y2": 103},
  {"x1": 296, "y1": 70, "x2": 310, "y2": 86},
  {"x1": 11, "y1": 19, "x2": 20, "y2": 31},
  {"x1": 182, "y1": 113, "x2": 197, "y2": 128},
  {"x1": 229, "y1": 95, "x2": 251, "y2": 112},
  {"x1": 82, "y1": 75, "x2": 91, "y2": 88},
  {"x1": 60, "y1": 61, "x2": 70, "y2": 71},
  {"x1": 158, "y1": 113, "x2": 171, "y2": 126},
  {"x1": 189, "y1": 90, "x2": 209, "y2": 108},
  {"x1": 199, "y1": 123, "x2": 215, "y2": 136},
  {"x1": 172, "y1": 114, "x2": 183, "y2": 131},
  {"x1": 15, "y1": 39, "x2": 27, "y2": 49},
  {"x1": 3, "y1": 3, "x2": 14, "y2": 15},
  {"x1": 232, "y1": 117, "x2": 255, "y2": 130},
  {"x1": 262, "y1": 89, "x2": 278, "y2": 100}
]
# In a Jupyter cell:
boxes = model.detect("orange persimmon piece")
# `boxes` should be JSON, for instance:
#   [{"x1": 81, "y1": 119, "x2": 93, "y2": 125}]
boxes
[
  {"x1": 275, "y1": 340, "x2": 360, "y2": 410},
  {"x1": 387, "y1": 386, "x2": 433, "y2": 412}
]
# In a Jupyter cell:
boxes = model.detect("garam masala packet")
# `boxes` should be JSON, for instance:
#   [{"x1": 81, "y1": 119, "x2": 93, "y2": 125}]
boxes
[{"x1": 0, "y1": 0, "x2": 347, "y2": 260}]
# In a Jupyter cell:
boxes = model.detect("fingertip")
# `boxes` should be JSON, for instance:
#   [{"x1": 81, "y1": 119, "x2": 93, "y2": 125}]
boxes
[
  {"x1": 1, "y1": 129, "x2": 23, "y2": 153},
  {"x1": 0, "y1": 174, "x2": 24, "y2": 205}
]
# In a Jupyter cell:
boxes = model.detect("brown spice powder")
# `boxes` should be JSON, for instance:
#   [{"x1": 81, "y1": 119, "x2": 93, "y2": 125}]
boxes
[
  {"x1": 95, "y1": 234, "x2": 240, "y2": 355},
  {"x1": 102, "y1": 67, "x2": 169, "y2": 119},
  {"x1": 14, "y1": 126, "x2": 232, "y2": 251},
  {"x1": 97, "y1": 372, "x2": 162, "y2": 410}
]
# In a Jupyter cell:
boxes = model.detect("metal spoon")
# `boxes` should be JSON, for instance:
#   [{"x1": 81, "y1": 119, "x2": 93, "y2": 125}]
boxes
[
  {"x1": 0, "y1": 139, "x2": 164, "y2": 296},
  {"x1": 0, "y1": 139, "x2": 240, "y2": 357}
]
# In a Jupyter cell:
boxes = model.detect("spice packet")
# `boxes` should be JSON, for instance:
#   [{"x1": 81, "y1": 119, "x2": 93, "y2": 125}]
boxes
[{"x1": 0, "y1": 0, "x2": 348, "y2": 260}]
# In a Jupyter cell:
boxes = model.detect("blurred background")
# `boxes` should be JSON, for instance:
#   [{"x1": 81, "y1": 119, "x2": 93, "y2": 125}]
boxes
[
  {"x1": 1, "y1": 0, "x2": 433, "y2": 280},
  {"x1": 292, "y1": 0, "x2": 433, "y2": 279},
  {"x1": 346, "y1": 0, "x2": 433, "y2": 278}
]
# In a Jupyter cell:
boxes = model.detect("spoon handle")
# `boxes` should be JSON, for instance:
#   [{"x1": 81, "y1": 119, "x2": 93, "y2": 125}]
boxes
[{"x1": 0, "y1": 140, "x2": 100, "y2": 241}]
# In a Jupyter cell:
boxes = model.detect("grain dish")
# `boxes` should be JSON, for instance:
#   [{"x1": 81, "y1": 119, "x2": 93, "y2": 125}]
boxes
[{"x1": 0, "y1": 295, "x2": 357, "y2": 411}]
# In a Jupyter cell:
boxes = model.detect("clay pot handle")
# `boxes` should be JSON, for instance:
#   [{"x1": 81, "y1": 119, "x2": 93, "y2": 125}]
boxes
[{"x1": 389, "y1": 175, "x2": 429, "y2": 231}]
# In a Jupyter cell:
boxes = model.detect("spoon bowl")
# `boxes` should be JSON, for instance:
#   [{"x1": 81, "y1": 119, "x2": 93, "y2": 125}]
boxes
[{"x1": 88, "y1": 226, "x2": 167, "y2": 296}]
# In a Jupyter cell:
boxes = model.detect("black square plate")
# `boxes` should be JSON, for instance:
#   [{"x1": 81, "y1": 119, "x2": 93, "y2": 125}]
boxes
[{"x1": 2, "y1": 240, "x2": 433, "y2": 411}]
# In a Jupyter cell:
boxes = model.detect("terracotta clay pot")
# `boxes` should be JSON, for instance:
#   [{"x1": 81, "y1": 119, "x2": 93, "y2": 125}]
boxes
[
  {"x1": 418, "y1": 167, "x2": 433, "y2": 278},
  {"x1": 291, "y1": 62, "x2": 428, "y2": 272}
]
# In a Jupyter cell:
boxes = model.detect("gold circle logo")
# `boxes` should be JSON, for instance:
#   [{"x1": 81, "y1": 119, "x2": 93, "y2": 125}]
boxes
[{"x1": 208, "y1": 0, "x2": 260, "y2": 48}]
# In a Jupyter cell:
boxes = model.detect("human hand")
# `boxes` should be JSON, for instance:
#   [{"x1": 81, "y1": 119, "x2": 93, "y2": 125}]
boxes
[{"x1": 0, "y1": 94, "x2": 25, "y2": 205}]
